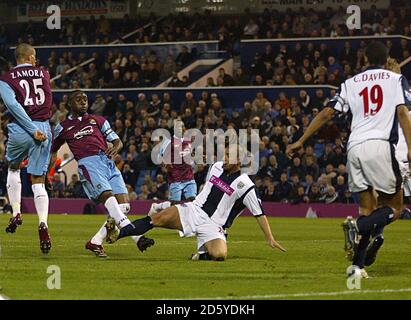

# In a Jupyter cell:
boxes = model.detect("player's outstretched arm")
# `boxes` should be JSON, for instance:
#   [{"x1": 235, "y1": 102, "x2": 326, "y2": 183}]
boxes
[
  {"x1": 256, "y1": 215, "x2": 286, "y2": 252},
  {"x1": 0, "y1": 80, "x2": 46, "y2": 141},
  {"x1": 286, "y1": 106, "x2": 335, "y2": 157}
]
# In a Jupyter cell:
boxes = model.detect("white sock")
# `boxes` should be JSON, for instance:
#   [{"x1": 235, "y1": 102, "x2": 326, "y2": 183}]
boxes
[
  {"x1": 7, "y1": 170, "x2": 21, "y2": 217},
  {"x1": 32, "y1": 183, "x2": 49, "y2": 227},
  {"x1": 91, "y1": 220, "x2": 107, "y2": 246},
  {"x1": 155, "y1": 201, "x2": 171, "y2": 211},
  {"x1": 118, "y1": 203, "x2": 141, "y2": 243},
  {"x1": 104, "y1": 196, "x2": 131, "y2": 228}
]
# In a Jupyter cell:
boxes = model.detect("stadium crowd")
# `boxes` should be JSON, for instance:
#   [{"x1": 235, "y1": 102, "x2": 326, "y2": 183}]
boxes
[
  {"x1": 3, "y1": 5, "x2": 411, "y2": 204},
  {"x1": 3, "y1": 36, "x2": 406, "y2": 92},
  {"x1": 0, "y1": 87, "x2": 356, "y2": 204},
  {"x1": 1, "y1": 5, "x2": 410, "y2": 47}
]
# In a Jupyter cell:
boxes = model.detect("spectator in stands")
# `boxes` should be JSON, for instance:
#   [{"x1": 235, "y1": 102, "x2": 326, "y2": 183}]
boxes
[
  {"x1": 168, "y1": 72, "x2": 184, "y2": 87},
  {"x1": 276, "y1": 173, "x2": 292, "y2": 202},
  {"x1": 175, "y1": 46, "x2": 191, "y2": 67},
  {"x1": 64, "y1": 174, "x2": 86, "y2": 198},
  {"x1": 52, "y1": 173, "x2": 65, "y2": 198},
  {"x1": 90, "y1": 94, "x2": 106, "y2": 115},
  {"x1": 138, "y1": 184, "x2": 150, "y2": 200}
]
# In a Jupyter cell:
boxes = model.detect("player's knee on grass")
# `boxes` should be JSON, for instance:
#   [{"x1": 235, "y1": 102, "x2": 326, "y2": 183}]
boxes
[
  {"x1": 205, "y1": 240, "x2": 227, "y2": 261},
  {"x1": 208, "y1": 248, "x2": 227, "y2": 261}
]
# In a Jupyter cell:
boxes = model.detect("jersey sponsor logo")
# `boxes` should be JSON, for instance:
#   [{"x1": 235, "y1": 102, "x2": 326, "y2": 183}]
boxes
[
  {"x1": 74, "y1": 125, "x2": 94, "y2": 140},
  {"x1": 10, "y1": 68, "x2": 45, "y2": 79},
  {"x1": 209, "y1": 175, "x2": 234, "y2": 196}
]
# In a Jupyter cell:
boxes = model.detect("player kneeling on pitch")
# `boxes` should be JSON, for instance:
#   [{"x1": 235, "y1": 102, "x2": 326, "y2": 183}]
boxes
[
  {"x1": 50, "y1": 90, "x2": 154, "y2": 257},
  {"x1": 105, "y1": 145, "x2": 286, "y2": 260}
]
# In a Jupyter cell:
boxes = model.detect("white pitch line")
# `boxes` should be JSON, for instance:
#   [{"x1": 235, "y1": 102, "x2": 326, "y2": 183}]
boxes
[
  {"x1": 167, "y1": 288, "x2": 411, "y2": 300},
  {"x1": 0, "y1": 294, "x2": 10, "y2": 300}
]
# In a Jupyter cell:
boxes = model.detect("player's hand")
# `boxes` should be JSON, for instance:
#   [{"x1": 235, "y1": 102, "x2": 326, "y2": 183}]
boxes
[
  {"x1": 268, "y1": 238, "x2": 287, "y2": 252},
  {"x1": 33, "y1": 129, "x2": 47, "y2": 142},
  {"x1": 105, "y1": 143, "x2": 119, "y2": 158},
  {"x1": 286, "y1": 140, "x2": 303, "y2": 158}
]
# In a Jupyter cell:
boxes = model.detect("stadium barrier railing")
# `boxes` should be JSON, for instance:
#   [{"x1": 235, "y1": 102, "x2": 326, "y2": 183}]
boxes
[
  {"x1": 240, "y1": 35, "x2": 411, "y2": 80},
  {"x1": 51, "y1": 85, "x2": 338, "y2": 111}
]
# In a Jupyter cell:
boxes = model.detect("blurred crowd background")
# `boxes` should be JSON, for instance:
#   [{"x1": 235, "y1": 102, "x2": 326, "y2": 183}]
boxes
[{"x1": 1, "y1": 2, "x2": 411, "y2": 204}]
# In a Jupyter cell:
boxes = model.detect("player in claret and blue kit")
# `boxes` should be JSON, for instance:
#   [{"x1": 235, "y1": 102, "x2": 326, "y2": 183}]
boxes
[
  {"x1": 0, "y1": 43, "x2": 52, "y2": 254},
  {"x1": 149, "y1": 118, "x2": 197, "y2": 215},
  {"x1": 50, "y1": 90, "x2": 154, "y2": 257}
]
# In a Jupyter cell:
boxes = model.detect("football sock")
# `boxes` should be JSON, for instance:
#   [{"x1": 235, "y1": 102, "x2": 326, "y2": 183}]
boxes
[
  {"x1": 91, "y1": 221, "x2": 107, "y2": 245},
  {"x1": 32, "y1": 183, "x2": 49, "y2": 227},
  {"x1": 7, "y1": 170, "x2": 21, "y2": 218},
  {"x1": 155, "y1": 201, "x2": 171, "y2": 211},
  {"x1": 356, "y1": 206, "x2": 394, "y2": 234},
  {"x1": 118, "y1": 216, "x2": 153, "y2": 239},
  {"x1": 199, "y1": 252, "x2": 212, "y2": 260},
  {"x1": 118, "y1": 203, "x2": 141, "y2": 243},
  {"x1": 104, "y1": 196, "x2": 131, "y2": 228},
  {"x1": 371, "y1": 225, "x2": 385, "y2": 238},
  {"x1": 353, "y1": 216, "x2": 370, "y2": 268}
]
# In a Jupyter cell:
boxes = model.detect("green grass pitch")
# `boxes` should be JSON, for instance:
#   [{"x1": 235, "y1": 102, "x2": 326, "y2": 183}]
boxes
[{"x1": 0, "y1": 214, "x2": 410, "y2": 300}]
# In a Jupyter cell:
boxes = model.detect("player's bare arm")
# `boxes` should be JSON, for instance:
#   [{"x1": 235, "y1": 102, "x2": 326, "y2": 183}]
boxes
[
  {"x1": 286, "y1": 107, "x2": 335, "y2": 157},
  {"x1": 105, "y1": 138, "x2": 123, "y2": 158},
  {"x1": 256, "y1": 215, "x2": 286, "y2": 252}
]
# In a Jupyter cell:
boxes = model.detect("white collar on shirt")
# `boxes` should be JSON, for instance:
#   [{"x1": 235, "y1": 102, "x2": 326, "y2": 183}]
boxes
[
  {"x1": 14, "y1": 63, "x2": 33, "y2": 69},
  {"x1": 68, "y1": 114, "x2": 86, "y2": 121}
]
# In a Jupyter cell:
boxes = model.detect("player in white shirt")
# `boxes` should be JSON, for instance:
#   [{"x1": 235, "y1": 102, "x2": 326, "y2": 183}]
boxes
[
  {"x1": 364, "y1": 59, "x2": 411, "y2": 267},
  {"x1": 287, "y1": 42, "x2": 411, "y2": 277},
  {"x1": 104, "y1": 144, "x2": 286, "y2": 261}
]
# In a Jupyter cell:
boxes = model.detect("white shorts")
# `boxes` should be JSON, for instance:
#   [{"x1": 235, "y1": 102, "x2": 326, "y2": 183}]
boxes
[
  {"x1": 347, "y1": 140, "x2": 401, "y2": 194},
  {"x1": 176, "y1": 202, "x2": 226, "y2": 251},
  {"x1": 398, "y1": 161, "x2": 411, "y2": 197}
]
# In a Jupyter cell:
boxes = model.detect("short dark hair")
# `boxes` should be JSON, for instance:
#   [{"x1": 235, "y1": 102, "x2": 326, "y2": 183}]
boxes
[
  {"x1": 68, "y1": 90, "x2": 84, "y2": 108},
  {"x1": 365, "y1": 41, "x2": 388, "y2": 66}
]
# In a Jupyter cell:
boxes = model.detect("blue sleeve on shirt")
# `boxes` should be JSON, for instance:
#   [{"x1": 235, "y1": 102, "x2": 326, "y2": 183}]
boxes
[
  {"x1": 100, "y1": 120, "x2": 119, "y2": 142},
  {"x1": 0, "y1": 80, "x2": 38, "y2": 135},
  {"x1": 54, "y1": 123, "x2": 63, "y2": 138}
]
